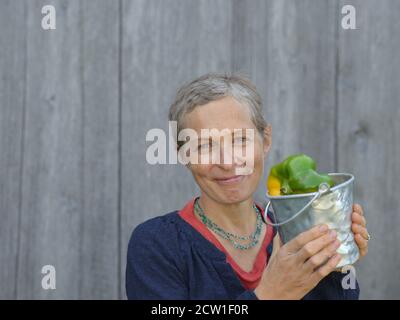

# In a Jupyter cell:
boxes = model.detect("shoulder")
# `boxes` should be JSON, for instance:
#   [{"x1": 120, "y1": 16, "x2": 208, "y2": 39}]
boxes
[
  {"x1": 125, "y1": 211, "x2": 190, "y2": 299},
  {"x1": 126, "y1": 210, "x2": 192, "y2": 276},
  {"x1": 128, "y1": 211, "x2": 182, "y2": 248}
]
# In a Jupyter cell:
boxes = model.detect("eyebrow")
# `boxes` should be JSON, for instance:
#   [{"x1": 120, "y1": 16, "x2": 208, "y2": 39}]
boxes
[{"x1": 197, "y1": 130, "x2": 250, "y2": 141}]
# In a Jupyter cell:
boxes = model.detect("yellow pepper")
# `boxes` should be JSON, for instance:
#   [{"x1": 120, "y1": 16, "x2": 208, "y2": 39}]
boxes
[{"x1": 267, "y1": 174, "x2": 281, "y2": 196}]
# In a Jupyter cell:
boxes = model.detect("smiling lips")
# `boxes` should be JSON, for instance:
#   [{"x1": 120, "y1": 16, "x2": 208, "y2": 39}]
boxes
[{"x1": 215, "y1": 175, "x2": 245, "y2": 185}]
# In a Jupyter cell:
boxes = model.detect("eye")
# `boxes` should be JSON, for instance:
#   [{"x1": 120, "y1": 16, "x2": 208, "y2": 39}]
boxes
[
  {"x1": 233, "y1": 136, "x2": 248, "y2": 144},
  {"x1": 198, "y1": 141, "x2": 212, "y2": 152}
]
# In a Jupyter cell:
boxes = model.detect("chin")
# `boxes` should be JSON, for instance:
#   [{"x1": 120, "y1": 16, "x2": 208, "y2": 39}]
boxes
[
  {"x1": 221, "y1": 193, "x2": 252, "y2": 204},
  {"x1": 214, "y1": 184, "x2": 256, "y2": 204}
]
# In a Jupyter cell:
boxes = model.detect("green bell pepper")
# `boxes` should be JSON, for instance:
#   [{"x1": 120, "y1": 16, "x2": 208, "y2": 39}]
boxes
[{"x1": 268, "y1": 153, "x2": 334, "y2": 195}]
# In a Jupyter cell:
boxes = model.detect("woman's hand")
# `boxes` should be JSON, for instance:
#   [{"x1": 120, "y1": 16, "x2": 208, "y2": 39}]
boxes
[
  {"x1": 254, "y1": 224, "x2": 341, "y2": 300},
  {"x1": 351, "y1": 203, "x2": 369, "y2": 259}
]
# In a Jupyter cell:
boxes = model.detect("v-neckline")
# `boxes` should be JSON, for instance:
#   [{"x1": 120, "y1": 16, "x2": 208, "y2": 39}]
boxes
[{"x1": 178, "y1": 198, "x2": 273, "y2": 277}]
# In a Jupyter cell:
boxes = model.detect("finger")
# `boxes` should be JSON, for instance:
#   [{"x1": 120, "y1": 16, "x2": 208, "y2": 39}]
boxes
[
  {"x1": 358, "y1": 235, "x2": 368, "y2": 258},
  {"x1": 353, "y1": 203, "x2": 364, "y2": 216},
  {"x1": 352, "y1": 224, "x2": 369, "y2": 240},
  {"x1": 303, "y1": 239, "x2": 341, "y2": 272},
  {"x1": 355, "y1": 233, "x2": 368, "y2": 250},
  {"x1": 352, "y1": 211, "x2": 366, "y2": 227},
  {"x1": 311, "y1": 254, "x2": 342, "y2": 282},
  {"x1": 285, "y1": 224, "x2": 329, "y2": 253},
  {"x1": 296, "y1": 229, "x2": 338, "y2": 262},
  {"x1": 359, "y1": 248, "x2": 368, "y2": 258},
  {"x1": 271, "y1": 234, "x2": 281, "y2": 258}
]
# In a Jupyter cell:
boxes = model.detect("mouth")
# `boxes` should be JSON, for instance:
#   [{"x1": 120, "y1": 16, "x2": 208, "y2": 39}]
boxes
[{"x1": 214, "y1": 175, "x2": 245, "y2": 185}]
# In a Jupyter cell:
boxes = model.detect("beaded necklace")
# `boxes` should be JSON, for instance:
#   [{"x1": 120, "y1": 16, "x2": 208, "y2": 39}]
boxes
[{"x1": 193, "y1": 198, "x2": 263, "y2": 250}]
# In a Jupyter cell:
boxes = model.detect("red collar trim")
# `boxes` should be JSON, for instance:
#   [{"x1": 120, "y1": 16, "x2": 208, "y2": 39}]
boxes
[{"x1": 178, "y1": 198, "x2": 274, "y2": 287}]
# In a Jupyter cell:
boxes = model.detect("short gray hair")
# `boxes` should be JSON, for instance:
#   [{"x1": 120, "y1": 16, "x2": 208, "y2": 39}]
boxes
[{"x1": 168, "y1": 73, "x2": 268, "y2": 147}]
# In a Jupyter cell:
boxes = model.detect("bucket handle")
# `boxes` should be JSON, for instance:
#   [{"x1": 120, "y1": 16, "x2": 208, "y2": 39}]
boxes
[{"x1": 263, "y1": 183, "x2": 331, "y2": 227}]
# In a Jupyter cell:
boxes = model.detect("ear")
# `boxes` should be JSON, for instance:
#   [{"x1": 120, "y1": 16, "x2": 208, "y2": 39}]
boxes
[{"x1": 262, "y1": 124, "x2": 272, "y2": 156}]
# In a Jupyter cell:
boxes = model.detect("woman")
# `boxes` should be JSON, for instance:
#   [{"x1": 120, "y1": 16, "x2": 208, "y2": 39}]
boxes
[{"x1": 126, "y1": 73, "x2": 369, "y2": 300}]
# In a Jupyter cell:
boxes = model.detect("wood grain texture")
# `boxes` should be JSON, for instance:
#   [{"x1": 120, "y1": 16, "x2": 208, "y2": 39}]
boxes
[
  {"x1": 79, "y1": 0, "x2": 120, "y2": 299},
  {"x1": 15, "y1": 0, "x2": 120, "y2": 299},
  {"x1": 16, "y1": 0, "x2": 83, "y2": 299},
  {"x1": 0, "y1": 0, "x2": 26, "y2": 299},
  {"x1": 337, "y1": 0, "x2": 400, "y2": 299}
]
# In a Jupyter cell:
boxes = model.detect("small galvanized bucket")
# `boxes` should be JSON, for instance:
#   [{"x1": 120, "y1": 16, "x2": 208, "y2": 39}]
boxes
[{"x1": 264, "y1": 173, "x2": 359, "y2": 268}]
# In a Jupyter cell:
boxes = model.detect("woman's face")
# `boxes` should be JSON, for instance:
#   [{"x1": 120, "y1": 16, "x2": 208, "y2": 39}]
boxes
[{"x1": 182, "y1": 96, "x2": 271, "y2": 205}]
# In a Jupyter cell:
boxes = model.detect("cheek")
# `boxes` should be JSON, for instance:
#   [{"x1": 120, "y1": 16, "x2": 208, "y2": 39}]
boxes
[
  {"x1": 249, "y1": 149, "x2": 265, "y2": 186},
  {"x1": 254, "y1": 149, "x2": 265, "y2": 171},
  {"x1": 189, "y1": 164, "x2": 212, "y2": 181},
  {"x1": 244, "y1": 141, "x2": 264, "y2": 173}
]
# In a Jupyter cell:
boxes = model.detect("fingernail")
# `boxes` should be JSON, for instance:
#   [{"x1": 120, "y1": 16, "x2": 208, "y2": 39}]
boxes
[
  {"x1": 329, "y1": 230, "x2": 337, "y2": 239},
  {"x1": 319, "y1": 224, "x2": 328, "y2": 233}
]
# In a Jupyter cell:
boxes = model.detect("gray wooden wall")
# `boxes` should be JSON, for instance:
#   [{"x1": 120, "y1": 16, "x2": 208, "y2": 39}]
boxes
[{"x1": 0, "y1": 0, "x2": 399, "y2": 299}]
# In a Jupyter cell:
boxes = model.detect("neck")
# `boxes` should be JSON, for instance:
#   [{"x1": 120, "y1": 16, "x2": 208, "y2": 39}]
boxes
[{"x1": 197, "y1": 194, "x2": 257, "y2": 234}]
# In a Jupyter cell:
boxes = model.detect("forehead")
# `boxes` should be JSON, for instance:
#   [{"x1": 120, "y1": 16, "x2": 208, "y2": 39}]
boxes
[{"x1": 183, "y1": 96, "x2": 255, "y2": 133}]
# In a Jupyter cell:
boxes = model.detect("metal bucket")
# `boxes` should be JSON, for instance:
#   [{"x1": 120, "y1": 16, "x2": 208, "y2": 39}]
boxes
[{"x1": 264, "y1": 173, "x2": 359, "y2": 268}]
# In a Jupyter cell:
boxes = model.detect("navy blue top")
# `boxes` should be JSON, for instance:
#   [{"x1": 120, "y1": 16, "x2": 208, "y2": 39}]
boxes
[{"x1": 125, "y1": 210, "x2": 360, "y2": 300}]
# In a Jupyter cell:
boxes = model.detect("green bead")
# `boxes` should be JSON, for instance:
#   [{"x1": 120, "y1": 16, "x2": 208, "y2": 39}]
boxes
[{"x1": 194, "y1": 198, "x2": 262, "y2": 251}]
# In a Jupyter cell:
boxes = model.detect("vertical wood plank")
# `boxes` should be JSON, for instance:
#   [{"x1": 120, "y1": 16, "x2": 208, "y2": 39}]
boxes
[
  {"x1": 0, "y1": 0, "x2": 26, "y2": 299},
  {"x1": 16, "y1": 0, "x2": 83, "y2": 299},
  {"x1": 120, "y1": 0, "x2": 233, "y2": 298},
  {"x1": 80, "y1": 0, "x2": 120, "y2": 299},
  {"x1": 231, "y1": 0, "x2": 338, "y2": 204},
  {"x1": 337, "y1": 0, "x2": 400, "y2": 299},
  {"x1": 16, "y1": 0, "x2": 120, "y2": 299}
]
